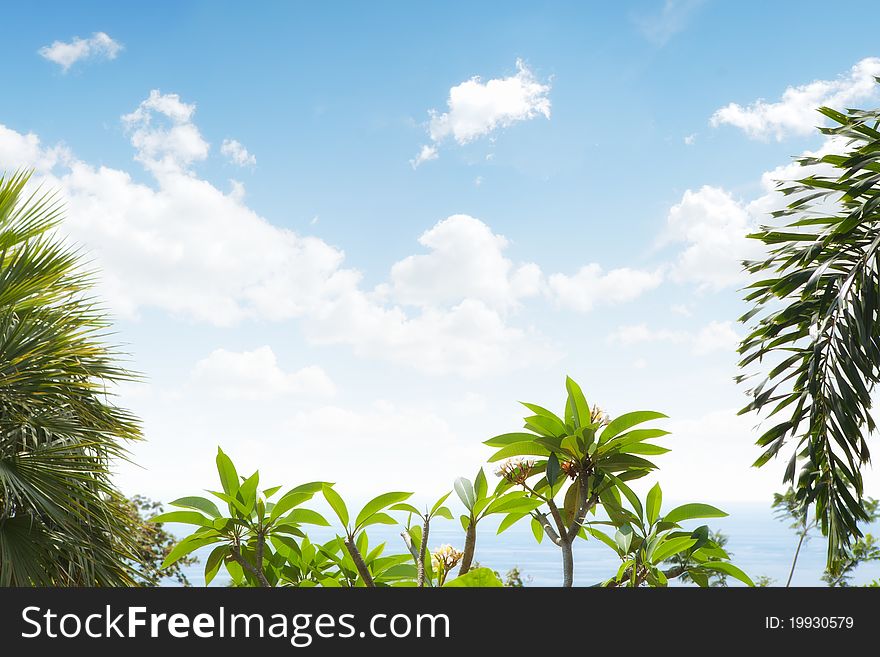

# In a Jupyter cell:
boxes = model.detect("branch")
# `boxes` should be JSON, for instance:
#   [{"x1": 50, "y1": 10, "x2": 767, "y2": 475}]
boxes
[
  {"x1": 417, "y1": 516, "x2": 429, "y2": 587},
  {"x1": 601, "y1": 563, "x2": 686, "y2": 588},
  {"x1": 230, "y1": 545, "x2": 270, "y2": 588},
  {"x1": 343, "y1": 536, "x2": 375, "y2": 587},
  {"x1": 531, "y1": 510, "x2": 563, "y2": 546},
  {"x1": 567, "y1": 480, "x2": 599, "y2": 542}
]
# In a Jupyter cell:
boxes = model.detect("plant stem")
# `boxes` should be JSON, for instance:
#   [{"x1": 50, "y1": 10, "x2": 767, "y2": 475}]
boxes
[
  {"x1": 344, "y1": 535, "x2": 375, "y2": 587},
  {"x1": 458, "y1": 518, "x2": 477, "y2": 576},
  {"x1": 560, "y1": 538, "x2": 574, "y2": 587},
  {"x1": 786, "y1": 527, "x2": 809, "y2": 587},
  {"x1": 417, "y1": 516, "x2": 430, "y2": 587},
  {"x1": 230, "y1": 545, "x2": 270, "y2": 588}
]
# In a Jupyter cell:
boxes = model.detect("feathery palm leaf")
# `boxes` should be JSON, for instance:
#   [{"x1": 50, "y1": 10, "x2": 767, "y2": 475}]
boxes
[
  {"x1": 739, "y1": 96, "x2": 880, "y2": 567},
  {"x1": 0, "y1": 170, "x2": 143, "y2": 585}
]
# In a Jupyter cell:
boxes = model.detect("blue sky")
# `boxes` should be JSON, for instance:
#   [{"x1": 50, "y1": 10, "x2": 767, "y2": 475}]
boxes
[{"x1": 2, "y1": 1, "x2": 880, "y2": 506}]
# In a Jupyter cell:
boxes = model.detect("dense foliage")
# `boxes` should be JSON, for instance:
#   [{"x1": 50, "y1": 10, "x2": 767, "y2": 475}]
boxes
[
  {"x1": 0, "y1": 171, "x2": 143, "y2": 585},
  {"x1": 157, "y1": 377, "x2": 753, "y2": 587},
  {"x1": 739, "y1": 99, "x2": 880, "y2": 567}
]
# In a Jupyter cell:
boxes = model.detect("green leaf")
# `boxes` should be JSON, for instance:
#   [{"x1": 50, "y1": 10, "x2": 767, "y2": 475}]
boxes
[
  {"x1": 487, "y1": 497, "x2": 543, "y2": 516},
  {"x1": 216, "y1": 447, "x2": 239, "y2": 496},
  {"x1": 615, "y1": 525, "x2": 634, "y2": 554},
  {"x1": 523, "y1": 413, "x2": 567, "y2": 437},
  {"x1": 585, "y1": 527, "x2": 620, "y2": 553},
  {"x1": 389, "y1": 502, "x2": 422, "y2": 516},
  {"x1": 546, "y1": 452, "x2": 561, "y2": 487},
  {"x1": 239, "y1": 470, "x2": 260, "y2": 514},
  {"x1": 322, "y1": 484, "x2": 349, "y2": 528},
  {"x1": 150, "y1": 511, "x2": 214, "y2": 528},
  {"x1": 280, "y1": 508, "x2": 330, "y2": 526},
  {"x1": 443, "y1": 567, "x2": 503, "y2": 587},
  {"x1": 355, "y1": 492, "x2": 412, "y2": 530},
  {"x1": 600, "y1": 411, "x2": 668, "y2": 443},
  {"x1": 161, "y1": 534, "x2": 221, "y2": 569},
  {"x1": 454, "y1": 477, "x2": 476, "y2": 511},
  {"x1": 487, "y1": 441, "x2": 551, "y2": 462},
  {"x1": 474, "y1": 468, "x2": 488, "y2": 500},
  {"x1": 663, "y1": 503, "x2": 728, "y2": 525},
  {"x1": 358, "y1": 512, "x2": 398, "y2": 529},
  {"x1": 649, "y1": 536, "x2": 697, "y2": 564},
  {"x1": 262, "y1": 485, "x2": 283, "y2": 499},
  {"x1": 700, "y1": 562, "x2": 755, "y2": 587},
  {"x1": 565, "y1": 376, "x2": 590, "y2": 428},
  {"x1": 530, "y1": 516, "x2": 544, "y2": 544},
  {"x1": 690, "y1": 570, "x2": 709, "y2": 588},
  {"x1": 497, "y1": 512, "x2": 527, "y2": 534},
  {"x1": 430, "y1": 492, "x2": 452, "y2": 516},
  {"x1": 204, "y1": 545, "x2": 229, "y2": 586},
  {"x1": 607, "y1": 475, "x2": 643, "y2": 523},
  {"x1": 170, "y1": 496, "x2": 222, "y2": 519},
  {"x1": 484, "y1": 432, "x2": 542, "y2": 447},
  {"x1": 433, "y1": 506, "x2": 454, "y2": 520},
  {"x1": 269, "y1": 492, "x2": 314, "y2": 522},
  {"x1": 646, "y1": 483, "x2": 662, "y2": 526}
]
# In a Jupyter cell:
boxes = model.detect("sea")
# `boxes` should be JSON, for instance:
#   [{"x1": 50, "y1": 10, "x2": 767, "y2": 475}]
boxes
[{"x1": 175, "y1": 502, "x2": 880, "y2": 587}]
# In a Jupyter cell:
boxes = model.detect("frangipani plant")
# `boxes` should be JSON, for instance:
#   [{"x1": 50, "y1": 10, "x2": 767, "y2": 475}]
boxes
[
  {"x1": 152, "y1": 447, "x2": 329, "y2": 587},
  {"x1": 157, "y1": 376, "x2": 753, "y2": 588},
  {"x1": 585, "y1": 482, "x2": 753, "y2": 587},
  {"x1": 484, "y1": 376, "x2": 671, "y2": 586}
]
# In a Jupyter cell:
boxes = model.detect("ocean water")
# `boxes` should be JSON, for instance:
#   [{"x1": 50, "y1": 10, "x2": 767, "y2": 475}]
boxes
[{"x1": 176, "y1": 503, "x2": 880, "y2": 587}]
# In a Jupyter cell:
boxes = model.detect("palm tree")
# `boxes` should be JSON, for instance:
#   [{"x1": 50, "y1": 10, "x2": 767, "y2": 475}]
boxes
[
  {"x1": 739, "y1": 99, "x2": 880, "y2": 568},
  {"x1": 0, "y1": 170, "x2": 143, "y2": 585}
]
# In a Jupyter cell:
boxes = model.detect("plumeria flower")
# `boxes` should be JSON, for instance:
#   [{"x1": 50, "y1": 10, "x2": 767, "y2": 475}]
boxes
[
  {"x1": 493, "y1": 457, "x2": 535, "y2": 484},
  {"x1": 591, "y1": 404, "x2": 611, "y2": 426},
  {"x1": 431, "y1": 544, "x2": 463, "y2": 572}
]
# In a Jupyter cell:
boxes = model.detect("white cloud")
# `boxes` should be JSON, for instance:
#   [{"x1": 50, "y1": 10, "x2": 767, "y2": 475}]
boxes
[
  {"x1": 221, "y1": 139, "x2": 256, "y2": 167},
  {"x1": 632, "y1": 0, "x2": 705, "y2": 46},
  {"x1": 0, "y1": 94, "x2": 567, "y2": 377},
  {"x1": 386, "y1": 214, "x2": 541, "y2": 311},
  {"x1": 548, "y1": 264, "x2": 662, "y2": 313},
  {"x1": 38, "y1": 32, "x2": 122, "y2": 72},
  {"x1": 191, "y1": 346, "x2": 335, "y2": 400},
  {"x1": 684, "y1": 133, "x2": 696, "y2": 145},
  {"x1": 608, "y1": 320, "x2": 739, "y2": 356},
  {"x1": 305, "y1": 295, "x2": 560, "y2": 378},
  {"x1": 0, "y1": 124, "x2": 70, "y2": 172},
  {"x1": 413, "y1": 59, "x2": 550, "y2": 164},
  {"x1": 663, "y1": 185, "x2": 761, "y2": 290},
  {"x1": 409, "y1": 144, "x2": 438, "y2": 169},
  {"x1": 710, "y1": 57, "x2": 880, "y2": 140},
  {"x1": 122, "y1": 90, "x2": 209, "y2": 174}
]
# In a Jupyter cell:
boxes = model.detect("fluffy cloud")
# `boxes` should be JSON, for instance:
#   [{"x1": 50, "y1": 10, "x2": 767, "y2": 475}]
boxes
[
  {"x1": 221, "y1": 139, "x2": 256, "y2": 167},
  {"x1": 385, "y1": 214, "x2": 542, "y2": 311},
  {"x1": 306, "y1": 295, "x2": 559, "y2": 377},
  {"x1": 413, "y1": 59, "x2": 551, "y2": 166},
  {"x1": 663, "y1": 185, "x2": 761, "y2": 290},
  {"x1": 0, "y1": 93, "x2": 568, "y2": 377},
  {"x1": 191, "y1": 347, "x2": 335, "y2": 400},
  {"x1": 0, "y1": 124, "x2": 70, "y2": 171},
  {"x1": 547, "y1": 264, "x2": 662, "y2": 312},
  {"x1": 409, "y1": 144, "x2": 438, "y2": 169},
  {"x1": 607, "y1": 320, "x2": 739, "y2": 356},
  {"x1": 38, "y1": 32, "x2": 122, "y2": 72},
  {"x1": 122, "y1": 90, "x2": 210, "y2": 174},
  {"x1": 710, "y1": 57, "x2": 880, "y2": 140}
]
